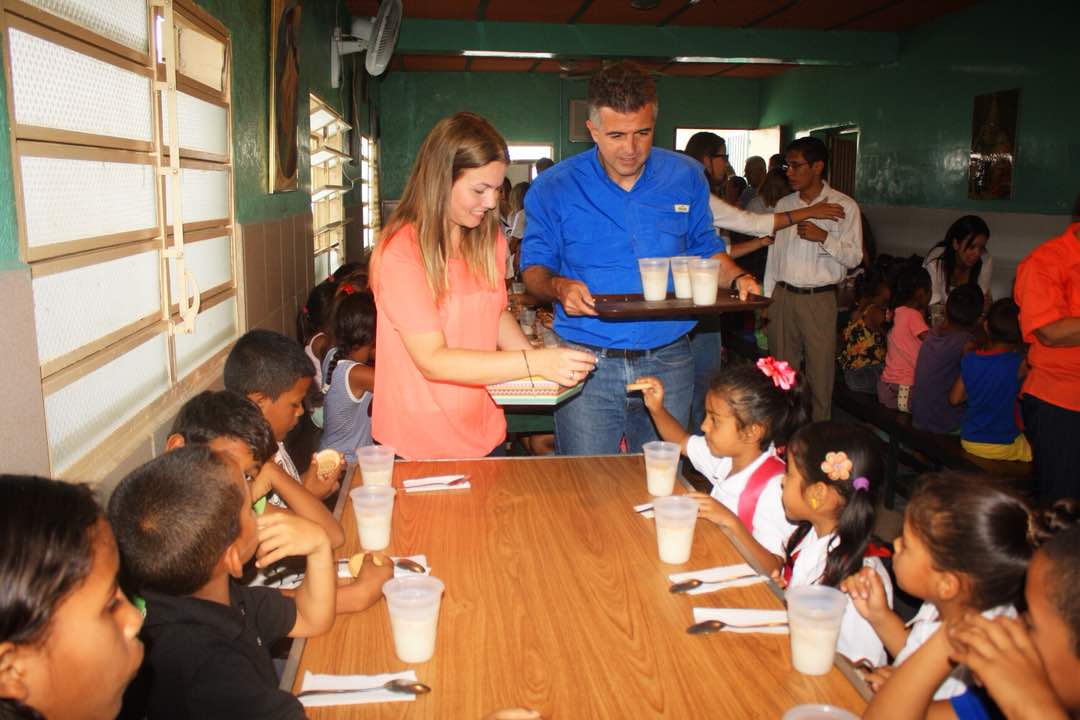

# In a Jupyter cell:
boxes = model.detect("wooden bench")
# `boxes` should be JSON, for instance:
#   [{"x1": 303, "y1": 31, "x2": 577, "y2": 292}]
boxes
[{"x1": 833, "y1": 384, "x2": 1032, "y2": 507}]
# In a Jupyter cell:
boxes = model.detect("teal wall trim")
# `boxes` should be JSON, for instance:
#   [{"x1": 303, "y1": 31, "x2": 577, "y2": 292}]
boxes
[
  {"x1": 0, "y1": 32, "x2": 20, "y2": 267},
  {"x1": 397, "y1": 19, "x2": 899, "y2": 66}
]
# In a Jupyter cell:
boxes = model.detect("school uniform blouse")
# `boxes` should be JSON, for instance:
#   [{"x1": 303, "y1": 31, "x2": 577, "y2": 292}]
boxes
[
  {"x1": 370, "y1": 224, "x2": 508, "y2": 459},
  {"x1": 788, "y1": 527, "x2": 893, "y2": 667},
  {"x1": 894, "y1": 601, "x2": 1017, "y2": 700},
  {"x1": 685, "y1": 438, "x2": 796, "y2": 557}
]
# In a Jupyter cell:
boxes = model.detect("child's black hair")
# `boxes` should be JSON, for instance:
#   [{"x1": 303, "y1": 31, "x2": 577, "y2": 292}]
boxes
[
  {"x1": 784, "y1": 422, "x2": 883, "y2": 588},
  {"x1": 325, "y1": 291, "x2": 376, "y2": 389},
  {"x1": 223, "y1": 329, "x2": 314, "y2": 400},
  {"x1": 854, "y1": 266, "x2": 889, "y2": 305},
  {"x1": 0, "y1": 475, "x2": 100, "y2": 645},
  {"x1": 1041, "y1": 524, "x2": 1080, "y2": 656},
  {"x1": 707, "y1": 360, "x2": 811, "y2": 451},
  {"x1": 945, "y1": 284, "x2": 984, "y2": 328},
  {"x1": 986, "y1": 297, "x2": 1022, "y2": 344},
  {"x1": 905, "y1": 473, "x2": 1033, "y2": 611},
  {"x1": 0, "y1": 475, "x2": 102, "y2": 720},
  {"x1": 298, "y1": 280, "x2": 338, "y2": 344},
  {"x1": 890, "y1": 262, "x2": 932, "y2": 308},
  {"x1": 108, "y1": 446, "x2": 243, "y2": 597},
  {"x1": 170, "y1": 390, "x2": 276, "y2": 464}
]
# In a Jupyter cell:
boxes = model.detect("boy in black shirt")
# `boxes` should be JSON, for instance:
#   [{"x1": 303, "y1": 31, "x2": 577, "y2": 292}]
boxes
[{"x1": 109, "y1": 446, "x2": 335, "y2": 719}]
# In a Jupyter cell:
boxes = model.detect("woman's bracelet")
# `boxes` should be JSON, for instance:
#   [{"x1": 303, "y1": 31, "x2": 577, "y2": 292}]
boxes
[{"x1": 785, "y1": 210, "x2": 794, "y2": 227}]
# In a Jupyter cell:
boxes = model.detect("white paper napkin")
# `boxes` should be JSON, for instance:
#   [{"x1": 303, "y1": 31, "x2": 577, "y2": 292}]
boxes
[
  {"x1": 298, "y1": 670, "x2": 420, "y2": 707},
  {"x1": 692, "y1": 607, "x2": 789, "y2": 634},
  {"x1": 668, "y1": 563, "x2": 767, "y2": 595},
  {"x1": 335, "y1": 554, "x2": 430, "y2": 579},
  {"x1": 403, "y1": 474, "x2": 471, "y2": 493},
  {"x1": 634, "y1": 502, "x2": 655, "y2": 518}
]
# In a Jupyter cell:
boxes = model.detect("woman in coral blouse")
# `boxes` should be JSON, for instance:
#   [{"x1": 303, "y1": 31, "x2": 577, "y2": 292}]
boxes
[{"x1": 370, "y1": 113, "x2": 596, "y2": 459}]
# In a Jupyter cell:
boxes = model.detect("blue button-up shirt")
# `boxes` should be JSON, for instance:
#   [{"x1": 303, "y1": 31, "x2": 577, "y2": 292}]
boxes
[{"x1": 521, "y1": 146, "x2": 722, "y2": 350}]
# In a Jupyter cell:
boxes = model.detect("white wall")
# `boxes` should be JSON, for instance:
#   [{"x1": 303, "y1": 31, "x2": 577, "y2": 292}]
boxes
[{"x1": 861, "y1": 205, "x2": 1073, "y2": 301}]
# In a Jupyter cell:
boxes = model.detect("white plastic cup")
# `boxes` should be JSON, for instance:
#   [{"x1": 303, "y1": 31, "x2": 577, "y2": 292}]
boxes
[
  {"x1": 642, "y1": 441, "x2": 680, "y2": 496},
  {"x1": 637, "y1": 257, "x2": 670, "y2": 302},
  {"x1": 782, "y1": 705, "x2": 860, "y2": 720},
  {"x1": 670, "y1": 256, "x2": 695, "y2": 299},
  {"x1": 349, "y1": 485, "x2": 395, "y2": 550},
  {"x1": 785, "y1": 586, "x2": 848, "y2": 675},
  {"x1": 652, "y1": 495, "x2": 698, "y2": 564},
  {"x1": 357, "y1": 445, "x2": 395, "y2": 487},
  {"x1": 383, "y1": 575, "x2": 445, "y2": 663},
  {"x1": 689, "y1": 258, "x2": 721, "y2": 305}
]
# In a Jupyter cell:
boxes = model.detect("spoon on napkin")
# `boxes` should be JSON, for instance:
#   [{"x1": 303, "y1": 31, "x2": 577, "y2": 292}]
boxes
[
  {"x1": 296, "y1": 678, "x2": 431, "y2": 698},
  {"x1": 686, "y1": 619, "x2": 789, "y2": 634},
  {"x1": 669, "y1": 572, "x2": 759, "y2": 594}
]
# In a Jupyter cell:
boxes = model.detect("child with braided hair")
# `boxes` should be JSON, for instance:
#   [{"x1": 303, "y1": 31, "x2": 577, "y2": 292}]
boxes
[{"x1": 634, "y1": 356, "x2": 810, "y2": 574}]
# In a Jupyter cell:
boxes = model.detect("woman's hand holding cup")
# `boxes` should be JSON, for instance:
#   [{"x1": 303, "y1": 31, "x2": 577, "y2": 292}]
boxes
[{"x1": 533, "y1": 347, "x2": 596, "y2": 387}]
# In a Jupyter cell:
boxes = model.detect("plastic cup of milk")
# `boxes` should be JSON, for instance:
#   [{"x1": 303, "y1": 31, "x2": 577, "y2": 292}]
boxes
[
  {"x1": 357, "y1": 445, "x2": 395, "y2": 487},
  {"x1": 670, "y1": 256, "x2": 695, "y2": 299},
  {"x1": 383, "y1": 575, "x2": 445, "y2": 663},
  {"x1": 642, "y1": 441, "x2": 680, "y2": 496},
  {"x1": 652, "y1": 495, "x2": 698, "y2": 564},
  {"x1": 638, "y1": 257, "x2": 670, "y2": 302},
  {"x1": 785, "y1": 586, "x2": 848, "y2": 675},
  {"x1": 349, "y1": 485, "x2": 395, "y2": 551},
  {"x1": 688, "y1": 258, "x2": 721, "y2": 305}
]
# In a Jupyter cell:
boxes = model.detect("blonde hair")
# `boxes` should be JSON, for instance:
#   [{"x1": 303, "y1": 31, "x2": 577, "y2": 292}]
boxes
[{"x1": 376, "y1": 112, "x2": 509, "y2": 300}]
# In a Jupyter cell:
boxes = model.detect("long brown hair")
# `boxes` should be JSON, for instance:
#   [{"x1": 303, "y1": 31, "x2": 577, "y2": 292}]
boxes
[{"x1": 375, "y1": 112, "x2": 509, "y2": 300}]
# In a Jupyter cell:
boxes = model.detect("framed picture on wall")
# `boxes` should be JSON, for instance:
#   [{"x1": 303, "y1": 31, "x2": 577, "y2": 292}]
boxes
[
  {"x1": 269, "y1": 0, "x2": 302, "y2": 193},
  {"x1": 968, "y1": 88, "x2": 1019, "y2": 200}
]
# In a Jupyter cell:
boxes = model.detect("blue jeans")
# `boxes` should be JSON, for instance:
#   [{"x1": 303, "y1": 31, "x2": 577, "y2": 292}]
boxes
[
  {"x1": 689, "y1": 321, "x2": 723, "y2": 432},
  {"x1": 554, "y1": 335, "x2": 694, "y2": 455}
]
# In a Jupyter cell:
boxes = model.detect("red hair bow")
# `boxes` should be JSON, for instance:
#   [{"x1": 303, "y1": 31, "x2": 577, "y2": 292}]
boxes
[{"x1": 756, "y1": 356, "x2": 797, "y2": 391}]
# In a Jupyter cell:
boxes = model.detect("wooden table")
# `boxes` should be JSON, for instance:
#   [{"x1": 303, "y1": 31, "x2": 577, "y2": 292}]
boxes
[{"x1": 290, "y1": 456, "x2": 867, "y2": 718}]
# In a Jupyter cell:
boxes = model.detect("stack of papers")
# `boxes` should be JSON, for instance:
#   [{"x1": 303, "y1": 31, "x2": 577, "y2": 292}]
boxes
[{"x1": 486, "y1": 377, "x2": 582, "y2": 406}]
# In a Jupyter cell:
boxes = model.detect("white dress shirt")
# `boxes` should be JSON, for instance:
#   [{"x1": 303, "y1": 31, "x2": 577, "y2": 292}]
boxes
[
  {"x1": 894, "y1": 601, "x2": 1017, "y2": 699},
  {"x1": 788, "y1": 527, "x2": 893, "y2": 666},
  {"x1": 685, "y1": 438, "x2": 796, "y2": 557},
  {"x1": 708, "y1": 193, "x2": 775, "y2": 238},
  {"x1": 763, "y1": 182, "x2": 863, "y2": 296}
]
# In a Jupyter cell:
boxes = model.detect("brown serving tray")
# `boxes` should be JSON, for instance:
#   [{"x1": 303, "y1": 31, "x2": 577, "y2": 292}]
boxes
[{"x1": 592, "y1": 291, "x2": 771, "y2": 318}]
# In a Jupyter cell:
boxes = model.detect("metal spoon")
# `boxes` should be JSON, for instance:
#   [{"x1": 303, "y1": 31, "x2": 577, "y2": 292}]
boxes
[
  {"x1": 297, "y1": 678, "x2": 431, "y2": 698},
  {"x1": 669, "y1": 572, "x2": 760, "y2": 593},
  {"x1": 395, "y1": 557, "x2": 427, "y2": 573},
  {"x1": 686, "y1": 619, "x2": 789, "y2": 634}
]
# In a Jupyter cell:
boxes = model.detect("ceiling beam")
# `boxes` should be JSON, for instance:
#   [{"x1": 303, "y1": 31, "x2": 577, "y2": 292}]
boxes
[{"x1": 396, "y1": 19, "x2": 899, "y2": 67}]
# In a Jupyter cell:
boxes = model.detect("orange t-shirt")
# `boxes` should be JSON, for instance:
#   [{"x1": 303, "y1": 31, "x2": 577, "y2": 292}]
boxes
[
  {"x1": 370, "y1": 224, "x2": 508, "y2": 459},
  {"x1": 1014, "y1": 222, "x2": 1080, "y2": 411}
]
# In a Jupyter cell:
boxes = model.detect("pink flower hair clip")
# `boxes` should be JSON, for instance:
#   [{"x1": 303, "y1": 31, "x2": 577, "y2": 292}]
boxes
[
  {"x1": 820, "y1": 451, "x2": 853, "y2": 481},
  {"x1": 756, "y1": 356, "x2": 797, "y2": 391},
  {"x1": 852, "y1": 476, "x2": 870, "y2": 492}
]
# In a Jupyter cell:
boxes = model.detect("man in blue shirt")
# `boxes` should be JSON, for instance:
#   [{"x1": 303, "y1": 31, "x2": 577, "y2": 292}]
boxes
[{"x1": 521, "y1": 61, "x2": 759, "y2": 455}]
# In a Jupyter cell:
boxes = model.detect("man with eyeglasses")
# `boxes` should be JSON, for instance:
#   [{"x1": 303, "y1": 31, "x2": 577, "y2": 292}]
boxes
[{"x1": 763, "y1": 137, "x2": 863, "y2": 421}]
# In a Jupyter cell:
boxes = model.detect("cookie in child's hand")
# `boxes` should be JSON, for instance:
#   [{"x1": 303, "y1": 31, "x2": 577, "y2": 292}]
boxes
[{"x1": 346, "y1": 551, "x2": 386, "y2": 577}]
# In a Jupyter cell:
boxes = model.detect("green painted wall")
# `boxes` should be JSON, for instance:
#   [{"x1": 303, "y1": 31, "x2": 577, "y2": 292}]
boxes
[
  {"x1": 0, "y1": 33, "x2": 20, "y2": 269},
  {"x1": 759, "y1": 0, "x2": 1080, "y2": 215},
  {"x1": 377, "y1": 72, "x2": 759, "y2": 200},
  {"x1": 196, "y1": 0, "x2": 354, "y2": 224}
]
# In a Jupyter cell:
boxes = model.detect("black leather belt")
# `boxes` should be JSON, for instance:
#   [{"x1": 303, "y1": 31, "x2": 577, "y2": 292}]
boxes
[
  {"x1": 776, "y1": 281, "x2": 837, "y2": 295},
  {"x1": 577, "y1": 337, "x2": 684, "y2": 360}
]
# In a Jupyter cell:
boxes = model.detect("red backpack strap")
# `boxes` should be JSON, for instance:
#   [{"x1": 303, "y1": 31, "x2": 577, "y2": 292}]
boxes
[{"x1": 737, "y1": 455, "x2": 786, "y2": 534}]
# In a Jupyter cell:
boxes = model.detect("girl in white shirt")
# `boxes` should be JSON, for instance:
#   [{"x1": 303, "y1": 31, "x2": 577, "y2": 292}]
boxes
[
  {"x1": 776, "y1": 421, "x2": 894, "y2": 667},
  {"x1": 843, "y1": 473, "x2": 1031, "y2": 700},
  {"x1": 634, "y1": 356, "x2": 810, "y2": 575}
]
